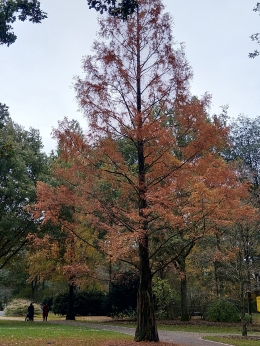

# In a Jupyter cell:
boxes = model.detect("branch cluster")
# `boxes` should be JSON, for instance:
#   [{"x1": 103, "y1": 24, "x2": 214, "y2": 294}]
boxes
[
  {"x1": 87, "y1": 0, "x2": 138, "y2": 20},
  {"x1": 0, "y1": 0, "x2": 47, "y2": 45}
]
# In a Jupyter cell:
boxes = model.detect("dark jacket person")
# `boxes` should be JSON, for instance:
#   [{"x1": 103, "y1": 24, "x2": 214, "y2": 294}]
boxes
[{"x1": 28, "y1": 302, "x2": 34, "y2": 321}]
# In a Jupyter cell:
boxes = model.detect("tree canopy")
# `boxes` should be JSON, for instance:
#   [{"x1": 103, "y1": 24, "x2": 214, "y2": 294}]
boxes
[
  {"x1": 87, "y1": 0, "x2": 138, "y2": 19},
  {"x1": 0, "y1": 104, "x2": 48, "y2": 268},
  {"x1": 0, "y1": 0, "x2": 47, "y2": 46}
]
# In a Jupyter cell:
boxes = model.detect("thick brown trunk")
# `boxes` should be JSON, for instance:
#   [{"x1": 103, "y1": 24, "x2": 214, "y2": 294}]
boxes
[
  {"x1": 135, "y1": 238, "x2": 159, "y2": 342},
  {"x1": 66, "y1": 283, "x2": 75, "y2": 320},
  {"x1": 134, "y1": 5, "x2": 158, "y2": 342}
]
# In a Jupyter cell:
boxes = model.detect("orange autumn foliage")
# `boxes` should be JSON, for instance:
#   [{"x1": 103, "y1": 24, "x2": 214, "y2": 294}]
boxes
[{"x1": 32, "y1": 0, "x2": 257, "y2": 341}]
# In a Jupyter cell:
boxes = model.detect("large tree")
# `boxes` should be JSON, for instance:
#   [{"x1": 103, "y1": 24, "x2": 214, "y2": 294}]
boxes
[
  {"x1": 0, "y1": 0, "x2": 47, "y2": 46},
  {"x1": 33, "y1": 0, "x2": 252, "y2": 341}
]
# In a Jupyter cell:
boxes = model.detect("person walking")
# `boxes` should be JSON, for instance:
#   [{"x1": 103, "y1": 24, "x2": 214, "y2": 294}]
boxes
[
  {"x1": 27, "y1": 302, "x2": 34, "y2": 321},
  {"x1": 42, "y1": 303, "x2": 49, "y2": 321}
]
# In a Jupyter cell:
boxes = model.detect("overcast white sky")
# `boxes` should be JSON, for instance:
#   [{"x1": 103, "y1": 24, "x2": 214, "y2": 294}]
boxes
[{"x1": 0, "y1": 0, "x2": 259, "y2": 154}]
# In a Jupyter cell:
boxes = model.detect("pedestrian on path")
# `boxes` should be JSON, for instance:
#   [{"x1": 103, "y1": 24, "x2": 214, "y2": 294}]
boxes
[
  {"x1": 27, "y1": 302, "x2": 34, "y2": 321},
  {"x1": 42, "y1": 303, "x2": 49, "y2": 321}
]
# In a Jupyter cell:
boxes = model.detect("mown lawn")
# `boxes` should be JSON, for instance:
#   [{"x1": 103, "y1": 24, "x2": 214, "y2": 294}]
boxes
[
  {"x1": 81, "y1": 314, "x2": 260, "y2": 335},
  {"x1": 0, "y1": 320, "x2": 132, "y2": 346},
  {"x1": 2, "y1": 314, "x2": 260, "y2": 346},
  {"x1": 204, "y1": 335, "x2": 260, "y2": 346}
]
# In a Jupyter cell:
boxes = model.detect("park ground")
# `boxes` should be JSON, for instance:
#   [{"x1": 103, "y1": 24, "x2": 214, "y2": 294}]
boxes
[{"x1": 1, "y1": 313, "x2": 260, "y2": 345}]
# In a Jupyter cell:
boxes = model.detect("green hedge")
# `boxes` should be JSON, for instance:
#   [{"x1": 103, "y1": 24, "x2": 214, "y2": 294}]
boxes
[
  {"x1": 52, "y1": 290, "x2": 107, "y2": 316},
  {"x1": 207, "y1": 299, "x2": 240, "y2": 322}
]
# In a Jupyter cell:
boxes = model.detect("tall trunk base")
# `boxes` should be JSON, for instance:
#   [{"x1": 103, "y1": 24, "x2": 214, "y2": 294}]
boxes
[
  {"x1": 135, "y1": 328, "x2": 159, "y2": 342},
  {"x1": 134, "y1": 277, "x2": 159, "y2": 342},
  {"x1": 66, "y1": 283, "x2": 75, "y2": 320}
]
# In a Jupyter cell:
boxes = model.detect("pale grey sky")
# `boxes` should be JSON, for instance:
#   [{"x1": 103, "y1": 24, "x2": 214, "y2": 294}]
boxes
[{"x1": 0, "y1": 0, "x2": 259, "y2": 154}]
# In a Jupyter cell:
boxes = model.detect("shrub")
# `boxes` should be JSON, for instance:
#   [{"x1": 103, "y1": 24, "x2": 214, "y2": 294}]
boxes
[
  {"x1": 153, "y1": 277, "x2": 180, "y2": 319},
  {"x1": 74, "y1": 290, "x2": 107, "y2": 316},
  {"x1": 52, "y1": 293, "x2": 68, "y2": 315},
  {"x1": 4, "y1": 299, "x2": 38, "y2": 317},
  {"x1": 52, "y1": 290, "x2": 107, "y2": 316},
  {"x1": 106, "y1": 273, "x2": 138, "y2": 318},
  {"x1": 207, "y1": 299, "x2": 240, "y2": 322}
]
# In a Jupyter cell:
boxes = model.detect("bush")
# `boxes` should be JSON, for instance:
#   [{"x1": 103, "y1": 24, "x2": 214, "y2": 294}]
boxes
[
  {"x1": 52, "y1": 290, "x2": 107, "y2": 316},
  {"x1": 106, "y1": 273, "x2": 138, "y2": 318},
  {"x1": 207, "y1": 299, "x2": 240, "y2": 322},
  {"x1": 4, "y1": 299, "x2": 37, "y2": 317},
  {"x1": 52, "y1": 293, "x2": 68, "y2": 316},
  {"x1": 74, "y1": 291, "x2": 107, "y2": 316},
  {"x1": 153, "y1": 277, "x2": 180, "y2": 319}
]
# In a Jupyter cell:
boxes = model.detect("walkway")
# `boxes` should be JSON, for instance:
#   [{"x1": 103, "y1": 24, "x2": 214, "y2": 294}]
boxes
[{"x1": 50, "y1": 320, "x2": 231, "y2": 346}]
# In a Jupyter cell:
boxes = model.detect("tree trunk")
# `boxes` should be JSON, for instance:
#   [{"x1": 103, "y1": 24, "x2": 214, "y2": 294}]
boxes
[
  {"x1": 241, "y1": 314, "x2": 248, "y2": 337},
  {"x1": 247, "y1": 291, "x2": 253, "y2": 324},
  {"x1": 135, "y1": 238, "x2": 159, "y2": 342},
  {"x1": 66, "y1": 283, "x2": 75, "y2": 320},
  {"x1": 179, "y1": 257, "x2": 189, "y2": 321},
  {"x1": 240, "y1": 281, "x2": 247, "y2": 336}
]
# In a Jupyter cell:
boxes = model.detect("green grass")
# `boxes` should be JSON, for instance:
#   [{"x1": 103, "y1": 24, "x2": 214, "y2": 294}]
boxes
[
  {"x1": 0, "y1": 320, "x2": 132, "y2": 346},
  {"x1": 92, "y1": 320, "x2": 259, "y2": 335},
  {"x1": 3, "y1": 313, "x2": 260, "y2": 345},
  {"x1": 204, "y1": 336, "x2": 260, "y2": 346}
]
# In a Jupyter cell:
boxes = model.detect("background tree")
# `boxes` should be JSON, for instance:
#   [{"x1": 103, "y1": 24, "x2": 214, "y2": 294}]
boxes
[
  {"x1": 29, "y1": 125, "x2": 102, "y2": 318},
  {"x1": 27, "y1": 231, "x2": 91, "y2": 319},
  {"x1": 0, "y1": 0, "x2": 47, "y2": 46},
  {"x1": 0, "y1": 107, "x2": 47, "y2": 269},
  {"x1": 229, "y1": 114, "x2": 260, "y2": 188}
]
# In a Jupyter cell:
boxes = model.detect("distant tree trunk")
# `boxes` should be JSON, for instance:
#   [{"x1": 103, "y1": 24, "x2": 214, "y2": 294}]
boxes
[
  {"x1": 214, "y1": 234, "x2": 225, "y2": 298},
  {"x1": 247, "y1": 291, "x2": 253, "y2": 324},
  {"x1": 239, "y1": 260, "x2": 247, "y2": 336},
  {"x1": 135, "y1": 236, "x2": 159, "y2": 342},
  {"x1": 31, "y1": 276, "x2": 40, "y2": 299},
  {"x1": 66, "y1": 283, "x2": 75, "y2": 320},
  {"x1": 241, "y1": 307, "x2": 248, "y2": 336},
  {"x1": 179, "y1": 257, "x2": 189, "y2": 321}
]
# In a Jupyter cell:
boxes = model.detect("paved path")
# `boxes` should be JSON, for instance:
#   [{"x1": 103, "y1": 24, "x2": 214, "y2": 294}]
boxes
[{"x1": 50, "y1": 321, "x2": 230, "y2": 346}]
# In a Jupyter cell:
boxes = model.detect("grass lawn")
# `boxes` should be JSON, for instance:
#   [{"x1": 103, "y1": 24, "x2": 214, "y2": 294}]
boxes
[
  {"x1": 80, "y1": 314, "x2": 260, "y2": 335},
  {"x1": 204, "y1": 335, "x2": 260, "y2": 346},
  {"x1": 2, "y1": 313, "x2": 260, "y2": 345},
  {"x1": 0, "y1": 320, "x2": 132, "y2": 346}
]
